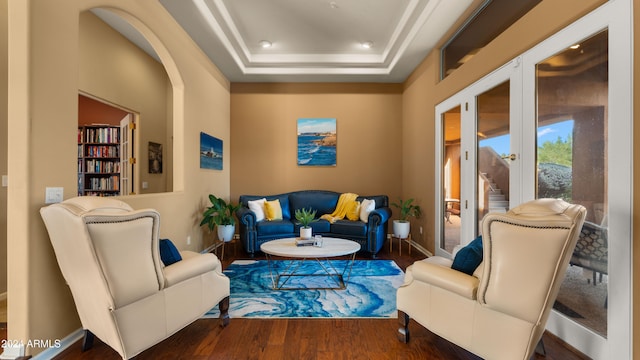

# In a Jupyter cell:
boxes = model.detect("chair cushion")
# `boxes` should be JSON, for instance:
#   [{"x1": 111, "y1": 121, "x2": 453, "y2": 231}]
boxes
[
  {"x1": 451, "y1": 236, "x2": 483, "y2": 275},
  {"x1": 331, "y1": 220, "x2": 367, "y2": 237},
  {"x1": 294, "y1": 219, "x2": 331, "y2": 233},
  {"x1": 159, "y1": 239, "x2": 182, "y2": 266},
  {"x1": 289, "y1": 191, "x2": 339, "y2": 217},
  {"x1": 257, "y1": 220, "x2": 294, "y2": 236}
]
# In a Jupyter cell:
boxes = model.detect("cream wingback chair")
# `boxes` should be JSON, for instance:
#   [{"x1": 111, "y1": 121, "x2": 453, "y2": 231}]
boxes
[
  {"x1": 40, "y1": 196, "x2": 230, "y2": 359},
  {"x1": 397, "y1": 199, "x2": 586, "y2": 360}
]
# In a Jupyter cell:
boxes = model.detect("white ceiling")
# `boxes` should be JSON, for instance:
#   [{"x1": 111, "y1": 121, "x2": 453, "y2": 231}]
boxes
[{"x1": 98, "y1": 0, "x2": 475, "y2": 83}]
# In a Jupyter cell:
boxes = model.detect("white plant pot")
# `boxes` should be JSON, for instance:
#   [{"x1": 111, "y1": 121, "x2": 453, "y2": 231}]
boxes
[
  {"x1": 217, "y1": 224, "x2": 235, "y2": 242},
  {"x1": 300, "y1": 226, "x2": 312, "y2": 240},
  {"x1": 393, "y1": 220, "x2": 410, "y2": 239}
]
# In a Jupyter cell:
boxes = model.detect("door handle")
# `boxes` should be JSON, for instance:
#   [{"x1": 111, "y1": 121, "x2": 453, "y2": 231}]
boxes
[{"x1": 501, "y1": 154, "x2": 517, "y2": 161}]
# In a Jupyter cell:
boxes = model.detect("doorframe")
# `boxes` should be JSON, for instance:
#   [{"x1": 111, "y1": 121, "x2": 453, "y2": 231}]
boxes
[
  {"x1": 525, "y1": 1, "x2": 632, "y2": 358},
  {"x1": 434, "y1": 59, "x2": 521, "y2": 257},
  {"x1": 433, "y1": 1, "x2": 632, "y2": 357}
]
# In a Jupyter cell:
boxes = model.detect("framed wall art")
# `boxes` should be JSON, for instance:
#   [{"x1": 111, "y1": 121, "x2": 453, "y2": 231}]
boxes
[
  {"x1": 297, "y1": 118, "x2": 337, "y2": 166},
  {"x1": 200, "y1": 132, "x2": 223, "y2": 170}
]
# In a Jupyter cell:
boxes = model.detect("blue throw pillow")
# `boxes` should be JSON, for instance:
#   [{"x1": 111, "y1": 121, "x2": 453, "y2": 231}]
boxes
[
  {"x1": 451, "y1": 236, "x2": 483, "y2": 275},
  {"x1": 159, "y1": 238, "x2": 182, "y2": 266}
]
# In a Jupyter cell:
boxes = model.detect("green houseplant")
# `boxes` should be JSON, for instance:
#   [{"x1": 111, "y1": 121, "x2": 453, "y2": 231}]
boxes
[
  {"x1": 391, "y1": 198, "x2": 422, "y2": 239},
  {"x1": 200, "y1": 194, "x2": 240, "y2": 242},
  {"x1": 295, "y1": 207, "x2": 317, "y2": 239}
]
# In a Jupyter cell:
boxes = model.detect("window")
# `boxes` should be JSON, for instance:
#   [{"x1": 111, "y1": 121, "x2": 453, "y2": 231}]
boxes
[{"x1": 441, "y1": 0, "x2": 541, "y2": 79}]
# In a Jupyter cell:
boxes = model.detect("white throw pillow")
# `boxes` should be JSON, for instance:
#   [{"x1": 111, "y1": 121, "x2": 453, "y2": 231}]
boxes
[
  {"x1": 359, "y1": 199, "x2": 375, "y2": 223},
  {"x1": 248, "y1": 198, "x2": 267, "y2": 222}
]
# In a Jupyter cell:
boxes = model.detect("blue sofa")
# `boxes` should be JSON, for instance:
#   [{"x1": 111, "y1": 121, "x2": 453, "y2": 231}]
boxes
[{"x1": 236, "y1": 190, "x2": 392, "y2": 257}]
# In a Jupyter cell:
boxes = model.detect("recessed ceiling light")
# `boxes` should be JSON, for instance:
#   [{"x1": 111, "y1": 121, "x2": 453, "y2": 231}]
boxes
[
  {"x1": 570, "y1": 44, "x2": 580, "y2": 50},
  {"x1": 259, "y1": 40, "x2": 272, "y2": 48},
  {"x1": 361, "y1": 41, "x2": 373, "y2": 49}
]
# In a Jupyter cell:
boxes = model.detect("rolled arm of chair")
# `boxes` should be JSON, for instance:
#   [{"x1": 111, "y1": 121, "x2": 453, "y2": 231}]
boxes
[
  {"x1": 163, "y1": 252, "x2": 221, "y2": 287},
  {"x1": 368, "y1": 207, "x2": 391, "y2": 226},
  {"x1": 411, "y1": 260, "x2": 479, "y2": 300},
  {"x1": 236, "y1": 207, "x2": 258, "y2": 254},
  {"x1": 236, "y1": 207, "x2": 256, "y2": 230}
]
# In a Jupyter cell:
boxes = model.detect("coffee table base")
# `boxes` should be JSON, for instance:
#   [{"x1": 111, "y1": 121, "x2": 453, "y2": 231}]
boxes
[{"x1": 265, "y1": 254, "x2": 357, "y2": 290}]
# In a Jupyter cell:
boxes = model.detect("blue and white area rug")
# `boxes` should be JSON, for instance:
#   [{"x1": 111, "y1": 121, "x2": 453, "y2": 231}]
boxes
[{"x1": 204, "y1": 259, "x2": 404, "y2": 319}]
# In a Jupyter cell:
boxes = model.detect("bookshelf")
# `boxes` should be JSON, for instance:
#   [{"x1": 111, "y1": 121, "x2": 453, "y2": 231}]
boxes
[{"x1": 78, "y1": 125, "x2": 121, "y2": 196}]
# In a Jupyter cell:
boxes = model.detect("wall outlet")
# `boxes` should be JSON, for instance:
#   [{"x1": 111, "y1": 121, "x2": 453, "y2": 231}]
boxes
[
  {"x1": 420, "y1": 226, "x2": 423, "y2": 234},
  {"x1": 45, "y1": 187, "x2": 64, "y2": 204},
  {"x1": 142, "y1": 181, "x2": 149, "y2": 189},
  {"x1": 1, "y1": 175, "x2": 7, "y2": 187}
]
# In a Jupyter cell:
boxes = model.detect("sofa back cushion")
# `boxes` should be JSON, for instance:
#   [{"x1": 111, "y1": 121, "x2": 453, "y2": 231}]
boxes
[
  {"x1": 240, "y1": 194, "x2": 291, "y2": 220},
  {"x1": 289, "y1": 191, "x2": 340, "y2": 217},
  {"x1": 356, "y1": 195, "x2": 388, "y2": 209}
]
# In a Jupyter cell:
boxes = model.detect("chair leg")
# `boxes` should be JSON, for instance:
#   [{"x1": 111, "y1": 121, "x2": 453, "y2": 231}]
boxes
[
  {"x1": 397, "y1": 310, "x2": 410, "y2": 343},
  {"x1": 81, "y1": 330, "x2": 95, "y2": 352},
  {"x1": 219, "y1": 296, "x2": 230, "y2": 327},
  {"x1": 533, "y1": 338, "x2": 546, "y2": 357}
]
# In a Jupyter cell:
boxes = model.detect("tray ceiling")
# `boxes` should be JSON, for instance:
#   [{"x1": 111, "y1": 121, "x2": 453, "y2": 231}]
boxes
[{"x1": 101, "y1": 0, "x2": 475, "y2": 82}]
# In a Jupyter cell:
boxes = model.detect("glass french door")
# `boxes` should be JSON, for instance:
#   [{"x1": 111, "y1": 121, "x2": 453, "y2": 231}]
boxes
[
  {"x1": 435, "y1": 1, "x2": 631, "y2": 358},
  {"x1": 436, "y1": 62, "x2": 521, "y2": 256}
]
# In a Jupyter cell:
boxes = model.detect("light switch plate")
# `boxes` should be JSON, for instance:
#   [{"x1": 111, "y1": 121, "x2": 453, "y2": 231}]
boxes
[
  {"x1": 45, "y1": 187, "x2": 64, "y2": 204},
  {"x1": 1, "y1": 175, "x2": 7, "y2": 187}
]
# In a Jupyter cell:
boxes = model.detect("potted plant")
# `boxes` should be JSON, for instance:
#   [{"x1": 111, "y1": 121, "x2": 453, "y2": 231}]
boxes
[
  {"x1": 295, "y1": 207, "x2": 317, "y2": 239},
  {"x1": 200, "y1": 194, "x2": 240, "y2": 242},
  {"x1": 391, "y1": 198, "x2": 422, "y2": 239}
]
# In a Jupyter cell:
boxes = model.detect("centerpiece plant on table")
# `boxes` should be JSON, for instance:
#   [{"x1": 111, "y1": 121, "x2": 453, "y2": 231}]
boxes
[{"x1": 295, "y1": 207, "x2": 317, "y2": 239}]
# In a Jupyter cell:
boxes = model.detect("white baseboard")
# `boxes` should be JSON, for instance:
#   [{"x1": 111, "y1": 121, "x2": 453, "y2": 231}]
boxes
[
  {"x1": 407, "y1": 240, "x2": 433, "y2": 257},
  {"x1": 31, "y1": 328, "x2": 83, "y2": 360}
]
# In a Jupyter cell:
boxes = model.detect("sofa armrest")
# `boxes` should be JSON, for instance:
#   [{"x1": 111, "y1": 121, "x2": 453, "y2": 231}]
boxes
[
  {"x1": 236, "y1": 207, "x2": 256, "y2": 229},
  {"x1": 410, "y1": 258, "x2": 479, "y2": 300},
  {"x1": 368, "y1": 207, "x2": 391, "y2": 226},
  {"x1": 163, "y1": 251, "x2": 221, "y2": 287}
]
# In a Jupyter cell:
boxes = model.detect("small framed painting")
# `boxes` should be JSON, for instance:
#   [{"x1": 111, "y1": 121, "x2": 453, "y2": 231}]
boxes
[
  {"x1": 200, "y1": 132, "x2": 223, "y2": 170},
  {"x1": 297, "y1": 118, "x2": 337, "y2": 166},
  {"x1": 148, "y1": 142, "x2": 163, "y2": 174}
]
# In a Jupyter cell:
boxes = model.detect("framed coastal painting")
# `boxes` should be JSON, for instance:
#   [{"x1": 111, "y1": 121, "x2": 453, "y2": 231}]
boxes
[
  {"x1": 200, "y1": 132, "x2": 223, "y2": 170},
  {"x1": 297, "y1": 118, "x2": 337, "y2": 166}
]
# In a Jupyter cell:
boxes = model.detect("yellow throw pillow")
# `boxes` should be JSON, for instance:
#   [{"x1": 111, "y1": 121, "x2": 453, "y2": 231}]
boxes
[
  {"x1": 264, "y1": 199, "x2": 283, "y2": 221},
  {"x1": 346, "y1": 200, "x2": 361, "y2": 221}
]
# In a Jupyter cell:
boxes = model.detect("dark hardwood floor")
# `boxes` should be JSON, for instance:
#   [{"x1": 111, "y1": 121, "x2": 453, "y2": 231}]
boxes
[{"x1": 53, "y1": 240, "x2": 589, "y2": 360}]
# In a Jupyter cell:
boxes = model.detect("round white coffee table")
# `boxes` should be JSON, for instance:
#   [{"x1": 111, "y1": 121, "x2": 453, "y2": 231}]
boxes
[{"x1": 260, "y1": 237, "x2": 361, "y2": 290}]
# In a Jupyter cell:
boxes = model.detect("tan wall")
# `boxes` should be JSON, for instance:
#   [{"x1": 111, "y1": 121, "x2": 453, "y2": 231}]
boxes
[
  {"x1": 7, "y1": 0, "x2": 230, "y2": 355},
  {"x1": 4, "y1": 0, "x2": 638, "y2": 357},
  {"x1": 230, "y1": 83, "x2": 403, "y2": 206},
  {"x1": 78, "y1": 11, "x2": 171, "y2": 194}
]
